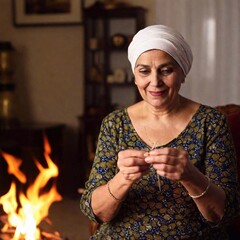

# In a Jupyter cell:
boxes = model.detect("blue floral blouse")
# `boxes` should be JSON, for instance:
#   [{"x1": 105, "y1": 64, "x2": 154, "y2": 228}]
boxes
[{"x1": 80, "y1": 105, "x2": 239, "y2": 239}]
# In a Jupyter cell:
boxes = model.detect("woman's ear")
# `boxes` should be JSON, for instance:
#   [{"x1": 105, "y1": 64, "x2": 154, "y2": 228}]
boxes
[{"x1": 133, "y1": 77, "x2": 137, "y2": 85}]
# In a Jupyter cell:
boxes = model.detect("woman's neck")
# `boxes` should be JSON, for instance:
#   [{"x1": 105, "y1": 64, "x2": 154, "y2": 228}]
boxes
[{"x1": 142, "y1": 95, "x2": 185, "y2": 120}]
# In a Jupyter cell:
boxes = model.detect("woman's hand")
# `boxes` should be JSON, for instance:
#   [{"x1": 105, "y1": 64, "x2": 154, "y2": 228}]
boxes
[
  {"x1": 144, "y1": 147, "x2": 195, "y2": 182},
  {"x1": 117, "y1": 149, "x2": 150, "y2": 183},
  {"x1": 144, "y1": 147, "x2": 226, "y2": 223}
]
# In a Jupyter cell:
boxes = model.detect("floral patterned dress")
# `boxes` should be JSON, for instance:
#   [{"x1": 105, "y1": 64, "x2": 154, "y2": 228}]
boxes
[{"x1": 80, "y1": 105, "x2": 239, "y2": 239}]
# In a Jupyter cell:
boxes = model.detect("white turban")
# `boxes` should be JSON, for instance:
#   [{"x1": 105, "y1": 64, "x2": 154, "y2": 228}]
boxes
[{"x1": 128, "y1": 25, "x2": 193, "y2": 76}]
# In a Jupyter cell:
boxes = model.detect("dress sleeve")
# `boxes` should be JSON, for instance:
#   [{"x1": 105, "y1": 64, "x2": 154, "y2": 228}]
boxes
[
  {"x1": 205, "y1": 112, "x2": 240, "y2": 226},
  {"x1": 80, "y1": 113, "x2": 120, "y2": 222}
]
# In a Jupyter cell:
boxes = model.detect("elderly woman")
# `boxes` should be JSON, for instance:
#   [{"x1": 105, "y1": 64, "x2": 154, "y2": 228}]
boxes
[{"x1": 80, "y1": 25, "x2": 239, "y2": 239}]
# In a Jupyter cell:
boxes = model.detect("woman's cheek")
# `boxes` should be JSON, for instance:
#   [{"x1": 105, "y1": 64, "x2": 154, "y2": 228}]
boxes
[{"x1": 135, "y1": 78, "x2": 150, "y2": 88}]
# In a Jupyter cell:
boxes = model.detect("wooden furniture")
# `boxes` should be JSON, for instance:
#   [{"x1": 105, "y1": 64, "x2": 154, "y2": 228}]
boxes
[
  {"x1": 78, "y1": 3, "x2": 146, "y2": 187},
  {"x1": 0, "y1": 122, "x2": 66, "y2": 195},
  {"x1": 215, "y1": 104, "x2": 240, "y2": 239},
  {"x1": 0, "y1": 42, "x2": 17, "y2": 125},
  {"x1": 215, "y1": 104, "x2": 240, "y2": 176}
]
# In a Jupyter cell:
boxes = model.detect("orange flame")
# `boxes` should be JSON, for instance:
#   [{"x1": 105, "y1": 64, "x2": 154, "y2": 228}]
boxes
[
  {"x1": 1, "y1": 151, "x2": 26, "y2": 184},
  {"x1": 0, "y1": 133, "x2": 62, "y2": 240}
]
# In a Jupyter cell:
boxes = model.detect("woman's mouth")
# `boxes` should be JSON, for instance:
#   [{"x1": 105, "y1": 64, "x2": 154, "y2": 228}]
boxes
[{"x1": 149, "y1": 90, "x2": 166, "y2": 97}]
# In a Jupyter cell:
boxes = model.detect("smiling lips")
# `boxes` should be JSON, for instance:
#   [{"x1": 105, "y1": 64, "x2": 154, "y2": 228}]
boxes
[{"x1": 149, "y1": 90, "x2": 166, "y2": 97}]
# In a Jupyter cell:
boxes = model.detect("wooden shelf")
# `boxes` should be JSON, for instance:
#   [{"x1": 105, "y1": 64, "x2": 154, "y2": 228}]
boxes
[{"x1": 78, "y1": 5, "x2": 146, "y2": 186}]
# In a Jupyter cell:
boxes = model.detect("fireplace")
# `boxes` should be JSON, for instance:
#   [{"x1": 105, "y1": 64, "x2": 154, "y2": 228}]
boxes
[{"x1": 0, "y1": 132, "x2": 65, "y2": 240}]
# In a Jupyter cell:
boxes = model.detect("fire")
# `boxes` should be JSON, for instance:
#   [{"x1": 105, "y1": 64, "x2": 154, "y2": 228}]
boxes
[{"x1": 0, "y1": 133, "x2": 62, "y2": 240}]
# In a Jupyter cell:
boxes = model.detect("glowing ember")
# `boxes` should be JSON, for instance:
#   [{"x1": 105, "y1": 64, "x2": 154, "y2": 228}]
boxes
[{"x1": 0, "y1": 134, "x2": 62, "y2": 240}]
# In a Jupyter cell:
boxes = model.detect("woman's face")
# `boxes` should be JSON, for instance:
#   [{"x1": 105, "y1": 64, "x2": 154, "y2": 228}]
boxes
[{"x1": 134, "y1": 49, "x2": 185, "y2": 109}]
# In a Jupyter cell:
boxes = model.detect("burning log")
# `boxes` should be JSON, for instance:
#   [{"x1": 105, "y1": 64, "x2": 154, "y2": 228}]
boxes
[
  {"x1": 0, "y1": 216, "x2": 69, "y2": 239},
  {"x1": 0, "y1": 232, "x2": 66, "y2": 240},
  {"x1": 1, "y1": 214, "x2": 67, "y2": 240},
  {"x1": 41, "y1": 231, "x2": 63, "y2": 240}
]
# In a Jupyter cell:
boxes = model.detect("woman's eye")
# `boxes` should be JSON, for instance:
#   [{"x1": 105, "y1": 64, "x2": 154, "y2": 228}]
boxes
[
  {"x1": 139, "y1": 68, "x2": 150, "y2": 74},
  {"x1": 160, "y1": 68, "x2": 173, "y2": 76}
]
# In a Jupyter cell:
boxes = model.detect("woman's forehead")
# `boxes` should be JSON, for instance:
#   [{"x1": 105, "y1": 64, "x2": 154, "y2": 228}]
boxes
[{"x1": 136, "y1": 50, "x2": 176, "y2": 65}]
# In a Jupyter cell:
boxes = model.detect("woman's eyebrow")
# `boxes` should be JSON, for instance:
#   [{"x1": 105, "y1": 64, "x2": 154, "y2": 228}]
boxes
[
  {"x1": 135, "y1": 64, "x2": 148, "y2": 68},
  {"x1": 135, "y1": 61, "x2": 176, "y2": 69},
  {"x1": 158, "y1": 61, "x2": 176, "y2": 68}
]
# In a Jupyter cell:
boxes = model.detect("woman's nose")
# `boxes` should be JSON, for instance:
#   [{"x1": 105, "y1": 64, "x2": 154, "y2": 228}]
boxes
[{"x1": 150, "y1": 72, "x2": 163, "y2": 86}]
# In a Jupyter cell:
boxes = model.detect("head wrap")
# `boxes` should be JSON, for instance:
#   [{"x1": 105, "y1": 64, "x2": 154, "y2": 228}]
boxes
[{"x1": 128, "y1": 25, "x2": 193, "y2": 76}]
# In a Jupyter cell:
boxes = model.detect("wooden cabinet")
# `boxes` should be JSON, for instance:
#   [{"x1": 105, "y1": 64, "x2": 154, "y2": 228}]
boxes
[
  {"x1": 83, "y1": 4, "x2": 146, "y2": 115},
  {"x1": 78, "y1": 3, "x2": 146, "y2": 187}
]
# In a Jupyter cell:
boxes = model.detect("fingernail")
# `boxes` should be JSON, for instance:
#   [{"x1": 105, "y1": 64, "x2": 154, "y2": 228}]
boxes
[
  {"x1": 145, "y1": 157, "x2": 151, "y2": 163},
  {"x1": 144, "y1": 152, "x2": 149, "y2": 157}
]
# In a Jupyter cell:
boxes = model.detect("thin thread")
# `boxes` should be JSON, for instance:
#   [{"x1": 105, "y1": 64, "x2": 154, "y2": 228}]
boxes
[
  {"x1": 144, "y1": 126, "x2": 161, "y2": 148},
  {"x1": 150, "y1": 143, "x2": 161, "y2": 191},
  {"x1": 144, "y1": 126, "x2": 162, "y2": 191}
]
